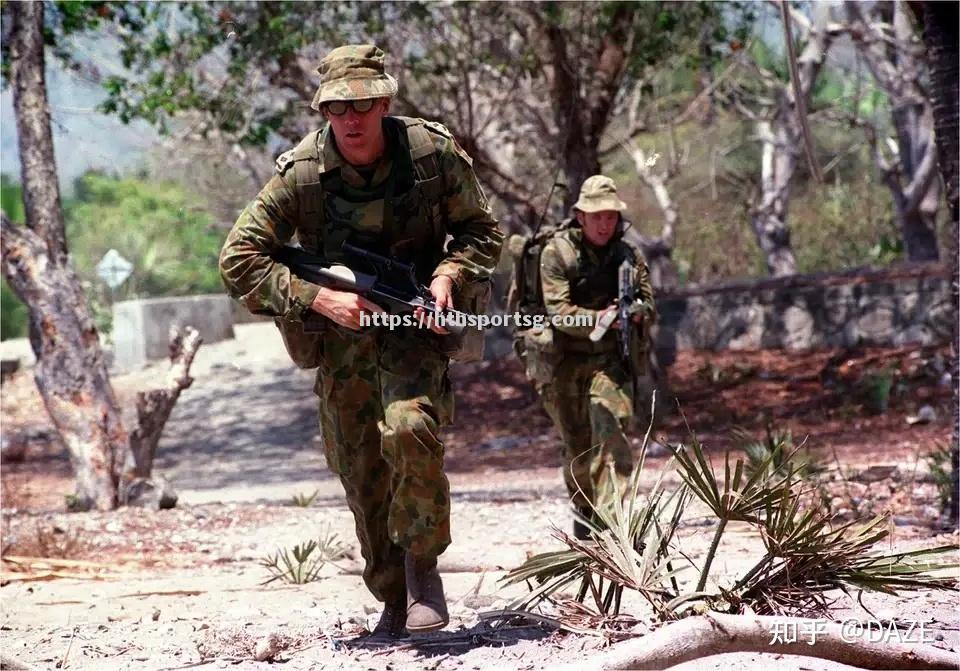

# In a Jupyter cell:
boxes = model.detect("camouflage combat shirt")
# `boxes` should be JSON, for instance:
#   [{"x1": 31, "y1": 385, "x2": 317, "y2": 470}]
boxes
[
  {"x1": 540, "y1": 224, "x2": 656, "y2": 351},
  {"x1": 219, "y1": 116, "x2": 503, "y2": 324}
]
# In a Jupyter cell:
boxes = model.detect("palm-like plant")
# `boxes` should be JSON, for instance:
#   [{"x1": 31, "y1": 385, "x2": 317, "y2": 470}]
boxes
[
  {"x1": 502, "y1": 417, "x2": 690, "y2": 619},
  {"x1": 733, "y1": 480, "x2": 958, "y2": 614},
  {"x1": 668, "y1": 438, "x2": 790, "y2": 591},
  {"x1": 260, "y1": 530, "x2": 348, "y2": 585},
  {"x1": 501, "y1": 413, "x2": 958, "y2": 627}
]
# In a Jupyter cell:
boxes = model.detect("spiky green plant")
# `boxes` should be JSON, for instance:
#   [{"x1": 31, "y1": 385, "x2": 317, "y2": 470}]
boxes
[
  {"x1": 733, "y1": 478, "x2": 958, "y2": 614},
  {"x1": 668, "y1": 437, "x2": 791, "y2": 591},
  {"x1": 737, "y1": 425, "x2": 823, "y2": 480},
  {"x1": 290, "y1": 490, "x2": 319, "y2": 508},
  {"x1": 501, "y1": 415, "x2": 958, "y2": 625},
  {"x1": 502, "y1": 410, "x2": 690, "y2": 619},
  {"x1": 260, "y1": 530, "x2": 348, "y2": 585},
  {"x1": 926, "y1": 444, "x2": 954, "y2": 511}
]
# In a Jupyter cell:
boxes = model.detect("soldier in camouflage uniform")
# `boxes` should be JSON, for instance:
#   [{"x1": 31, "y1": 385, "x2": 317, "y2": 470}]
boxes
[
  {"x1": 537, "y1": 175, "x2": 656, "y2": 538},
  {"x1": 219, "y1": 45, "x2": 502, "y2": 637}
]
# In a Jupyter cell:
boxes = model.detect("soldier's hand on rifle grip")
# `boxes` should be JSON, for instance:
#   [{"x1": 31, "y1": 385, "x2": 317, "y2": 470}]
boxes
[
  {"x1": 311, "y1": 286, "x2": 386, "y2": 331},
  {"x1": 600, "y1": 304, "x2": 620, "y2": 330},
  {"x1": 415, "y1": 275, "x2": 454, "y2": 335}
]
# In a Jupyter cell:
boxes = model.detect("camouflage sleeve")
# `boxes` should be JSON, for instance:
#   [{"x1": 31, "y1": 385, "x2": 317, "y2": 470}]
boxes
[
  {"x1": 431, "y1": 136, "x2": 504, "y2": 287},
  {"x1": 540, "y1": 240, "x2": 599, "y2": 339},
  {"x1": 218, "y1": 169, "x2": 322, "y2": 321}
]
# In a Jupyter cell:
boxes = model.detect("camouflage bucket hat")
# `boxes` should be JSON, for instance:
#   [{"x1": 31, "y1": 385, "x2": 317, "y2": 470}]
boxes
[
  {"x1": 573, "y1": 175, "x2": 627, "y2": 213},
  {"x1": 310, "y1": 44, "x2": 398, "y2": 110}
]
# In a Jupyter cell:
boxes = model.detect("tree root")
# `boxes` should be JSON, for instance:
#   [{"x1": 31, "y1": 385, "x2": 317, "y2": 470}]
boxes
[{"x1": 589, "y1": 612, "x2": 958, "y2": 670}]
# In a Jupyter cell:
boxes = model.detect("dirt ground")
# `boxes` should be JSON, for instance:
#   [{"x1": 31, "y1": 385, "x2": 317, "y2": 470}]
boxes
[{"x1": 1, "y1": 323, "x2": 958, "y2": 670}]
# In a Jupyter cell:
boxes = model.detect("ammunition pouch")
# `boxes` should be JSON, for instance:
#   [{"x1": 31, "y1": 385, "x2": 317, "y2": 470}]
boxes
[
  {"x1": 441, "y1": 278, "x2": 492, "y2": 364},
  {"x1": 519, "y1": 324, "x2": 561, "y2": 384},
  {"x1": 274, "y1": 313, "x2": 326, "y2": 370}
]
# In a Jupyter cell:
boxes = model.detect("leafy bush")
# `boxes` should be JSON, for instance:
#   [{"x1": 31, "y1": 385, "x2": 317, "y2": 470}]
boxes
[
  {"x1": 1, "y1": 176, "x2": 27, "y2": 340},
  {"x1": 65, "y1": 171, "x2": 226, "y2": 300},
  {"x1": 0, "y1": 172, "x2": 227, "y2": 339}
]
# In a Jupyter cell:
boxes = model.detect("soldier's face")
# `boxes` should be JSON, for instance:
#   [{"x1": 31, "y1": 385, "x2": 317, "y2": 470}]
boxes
[
  {"x1": 324, "y1": 97, "x2": 391, "y2": 160},
  {"x1": 577, "y1": 210, "x2": 620, "y2": 247}
]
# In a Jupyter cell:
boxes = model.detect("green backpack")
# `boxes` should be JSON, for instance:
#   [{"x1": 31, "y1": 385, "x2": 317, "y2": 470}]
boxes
[
  {"x1": 504, "y1": 219, "x2": 578, "y2": 383},
  {"x1": 273, "y1": 116, "x2": 491, "y2": 368}
]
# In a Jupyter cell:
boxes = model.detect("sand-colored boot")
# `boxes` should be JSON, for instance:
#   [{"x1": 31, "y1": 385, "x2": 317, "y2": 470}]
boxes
[{"x1": 404, "y1": 554, "x2": 449, "y2": 633}]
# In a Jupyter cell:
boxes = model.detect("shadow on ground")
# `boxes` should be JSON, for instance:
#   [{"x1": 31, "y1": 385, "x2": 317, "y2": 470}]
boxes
[
  {"x1": 339, "y1": 620, "x2": 555, "y2": 658},
  {"x1": 155, "y1": 367, "x2": 334, "y2": 492}
]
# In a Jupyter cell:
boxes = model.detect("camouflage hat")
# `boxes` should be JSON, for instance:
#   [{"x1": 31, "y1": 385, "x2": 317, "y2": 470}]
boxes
[
  {"x1": 573, "y1": 175, "x2": 627, "y2": 213},
  {"x1": 310, "y1": 44, "x2": 398, "y2": 111}
]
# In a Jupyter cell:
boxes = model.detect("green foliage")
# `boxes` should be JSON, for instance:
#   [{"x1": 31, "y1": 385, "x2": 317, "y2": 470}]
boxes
[
  {"x1": 260, "y1": 531, "x2": 349, "y2": 585},
  {"x1": 1, "y1": 280, "x2": 28, "y2": 341},
  {"x1": 1, "y1": 176, "x2": 28, "y2": 340},
  {"x1": 1, "y1": 174, "x2": 25, "y2": 224},
  {"x1": 64, "y1": 172, "x2": 226, "y2": 300},
  {"x1": 858, "y1": 366, "x2": 896, "y2": 414},
  {"x1": 737, "y1": 426, "x2": 823, "y2": 481},
  {"x1": 925, "y1": 444, "x2": 953, "y2": 511},
  {"x1": 0, "y1": 171, "x2": 223, "y2": 338},
  {"x1": 290, "y1": 490, "x2": 319, "y2": 508}
]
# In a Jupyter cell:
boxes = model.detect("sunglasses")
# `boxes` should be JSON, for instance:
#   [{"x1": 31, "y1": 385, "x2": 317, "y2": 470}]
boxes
[{"x1": 325, "y1": 99, "x2": 377, "y2": 116}]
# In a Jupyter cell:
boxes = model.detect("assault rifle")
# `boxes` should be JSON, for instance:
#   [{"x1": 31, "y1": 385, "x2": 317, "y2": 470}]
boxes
[
  {"x1": 271, "y1": 243, "x2": 467, "y2": 335},
  {"x1": 588, "y1": 259, "x2": 651, "y2": 353},
  {"x1": 588, "y1": 259, "x2": 652, "y2": 410}
]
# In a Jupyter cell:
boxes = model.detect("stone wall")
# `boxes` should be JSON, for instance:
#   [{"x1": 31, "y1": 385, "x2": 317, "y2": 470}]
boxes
[
  {"x1": 112, "y1": 294, "x2": 235, "y2": 370},
  {"x1": 653, "y1": 263, "x2": 953, "y2": 366}
]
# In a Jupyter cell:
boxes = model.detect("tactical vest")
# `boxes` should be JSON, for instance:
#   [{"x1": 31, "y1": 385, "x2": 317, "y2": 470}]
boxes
[
  {"x1": 552, "y1": 228, "x2": 638, "y2": 354},
  {"x1": 276, "y1": 116, "x2": 449, "y2": 285},
  {"x1": 274, "y1": 116, "x2": 489, "y2": 366}
]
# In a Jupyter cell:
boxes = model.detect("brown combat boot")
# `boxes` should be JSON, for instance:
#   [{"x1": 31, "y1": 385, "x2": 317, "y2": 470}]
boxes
[
  {"x1": 368, "y1": 600, "x2": 408, "y2": 640},
  {"x1": 404, "y1": 553, "x2": 449, "y2": 633}
]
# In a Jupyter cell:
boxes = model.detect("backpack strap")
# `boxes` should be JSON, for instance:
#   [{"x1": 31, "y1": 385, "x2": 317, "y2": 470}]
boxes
[
  {"x1": 276, "y1": 129, "x2": 326, "y2": 251},
  {"x1": 394, "y1": 116, "x2": 448, "y2": 250},
  {"x1": 552, "y1": 231, "x2": 580, "y2": 282}
]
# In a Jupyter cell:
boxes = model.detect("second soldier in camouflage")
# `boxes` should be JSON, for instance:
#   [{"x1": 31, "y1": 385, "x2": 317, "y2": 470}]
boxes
[{"x1": 536, "y1": 175, "x2": 656, "y2": 538}]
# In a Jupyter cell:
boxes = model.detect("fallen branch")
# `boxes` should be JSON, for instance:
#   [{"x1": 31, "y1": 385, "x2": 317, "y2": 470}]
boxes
[
  {"x1": 1, "y1": 556, "x2": 131, "y2": 570},
  {"x1": 0, "y1": 571, "x2": 114, "y2": 583},
  {"x1": 562, "y1": 612, "x2": 959, "y2": 670}
]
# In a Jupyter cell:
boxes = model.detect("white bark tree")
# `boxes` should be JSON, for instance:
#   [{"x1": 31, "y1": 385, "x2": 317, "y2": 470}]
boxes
[
  {"x1": 725, "y1": 3, "x2": 841, "y2": 276},
  {"x1": 845, "y1": 0, "x2": 941, "y2": 261}
]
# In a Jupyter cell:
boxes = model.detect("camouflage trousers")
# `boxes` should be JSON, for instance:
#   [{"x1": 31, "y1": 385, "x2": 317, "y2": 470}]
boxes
[
  {"x1": 315, "y1": 326, "x2": 454, "y2": 605},
  {"x1": 537, "y1": 352, "x2": 634, "y2": 509}
]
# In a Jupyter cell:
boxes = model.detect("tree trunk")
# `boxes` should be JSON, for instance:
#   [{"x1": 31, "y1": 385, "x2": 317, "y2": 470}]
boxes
[
  {"x1": 896, "y1": 201, "x2": 941, "y2": 261},
  {"x1": 913, "y1": 0, "x2": 958, "y2": 526},
  {"x1": 845, "y1": 1, "x2": 942, "y2": 261},
  {"x1": 750, "y1": 119, "x2": 799, "y2": 276},
  {"x1": 563, "y1": 135, "x2": 602, "y2": 212},
  {"x1": 2, "y1": 2, "x2": 128, "y2": 511},
  {"x1": 743, "y1": 5, "x2": 834, "y2": 277}
]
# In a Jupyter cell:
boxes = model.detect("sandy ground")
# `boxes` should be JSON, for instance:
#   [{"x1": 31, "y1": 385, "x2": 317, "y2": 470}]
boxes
[{"x1": 2, "y1": 323, "x2": 958, "y2": 670}]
